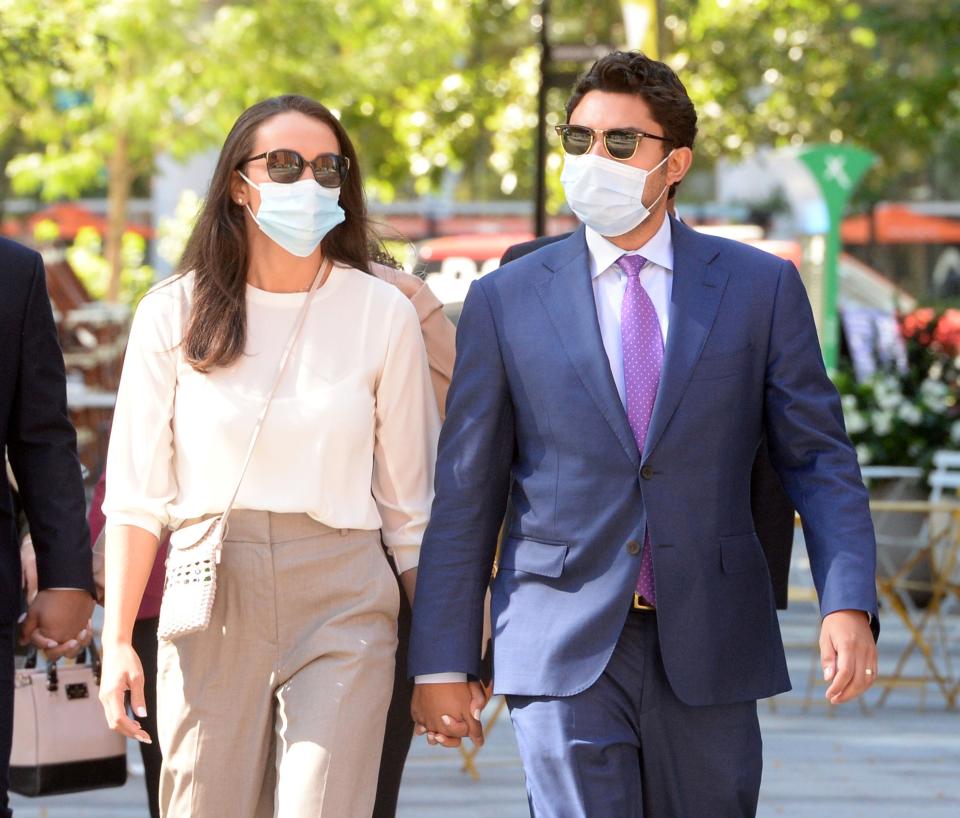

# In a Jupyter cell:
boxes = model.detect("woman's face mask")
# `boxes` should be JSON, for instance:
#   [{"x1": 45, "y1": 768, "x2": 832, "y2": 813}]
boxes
[{"x1": 239, "y1": 170, "x2": 345, "y2": 257}]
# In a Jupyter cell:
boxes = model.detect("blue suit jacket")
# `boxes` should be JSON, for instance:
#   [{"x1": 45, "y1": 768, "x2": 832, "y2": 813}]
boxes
[{"x1": 409, "y1": 219, "x2": 878, "y2": 706}]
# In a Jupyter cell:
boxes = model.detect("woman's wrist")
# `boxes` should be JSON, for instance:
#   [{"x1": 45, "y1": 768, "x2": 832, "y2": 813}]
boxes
[{"x1": 101, "y1": 625, "x2": 134, "y2": 649}]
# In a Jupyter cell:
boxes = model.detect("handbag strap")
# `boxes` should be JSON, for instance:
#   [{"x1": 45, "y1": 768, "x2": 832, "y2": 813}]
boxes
[{"x1": 220, "y1": 258, "x2": 333, "y2": 529}]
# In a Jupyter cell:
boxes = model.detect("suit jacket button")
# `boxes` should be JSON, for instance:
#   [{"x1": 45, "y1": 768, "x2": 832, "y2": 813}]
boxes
[
  {"x1": 626, "y1": 540, "x2": 641, "y2": 555},
  {"x1": 640, "y1": 465, "x2": 654, "y2": 480}
]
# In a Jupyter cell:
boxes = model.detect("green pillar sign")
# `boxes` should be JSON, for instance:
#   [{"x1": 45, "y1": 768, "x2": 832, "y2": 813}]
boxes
[{"x1": 796, "y1": 144, "x2": 876, "y2": 371}]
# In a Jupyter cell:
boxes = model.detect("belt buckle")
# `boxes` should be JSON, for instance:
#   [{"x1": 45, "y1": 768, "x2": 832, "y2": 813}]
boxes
[{"x1": 632, "y1": 592, "x2": 655, "y2": 612}]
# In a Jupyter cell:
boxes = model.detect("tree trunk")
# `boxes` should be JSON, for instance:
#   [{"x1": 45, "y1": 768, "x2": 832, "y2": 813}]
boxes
[{"x1": 105, "y1": 130, "x2": 132, "y2": 302}]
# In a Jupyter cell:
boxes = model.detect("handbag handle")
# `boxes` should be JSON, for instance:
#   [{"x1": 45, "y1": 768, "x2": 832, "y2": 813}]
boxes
[{"x1": 219, "y1": 258, "x2": 333, "y2": 531}]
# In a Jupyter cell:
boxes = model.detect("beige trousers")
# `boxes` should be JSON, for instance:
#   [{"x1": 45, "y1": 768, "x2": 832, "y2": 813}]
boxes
[{"x1": 156, "y1": 512, "x2": 399, "y2": 818}]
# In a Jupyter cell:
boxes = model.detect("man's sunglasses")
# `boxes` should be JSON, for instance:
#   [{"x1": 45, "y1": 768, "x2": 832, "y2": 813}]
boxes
[
  {"x1": 554, "y1": 124, "x2": 673, "y2": 161},
  {"x1": 240, "y1": 149, "x2": 350, "y2": 187}
]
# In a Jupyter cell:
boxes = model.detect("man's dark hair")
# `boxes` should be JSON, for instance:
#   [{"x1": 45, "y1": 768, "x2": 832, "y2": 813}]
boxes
[{"x1": 566, "y1": 51, "x2": 698, "y2": 196}]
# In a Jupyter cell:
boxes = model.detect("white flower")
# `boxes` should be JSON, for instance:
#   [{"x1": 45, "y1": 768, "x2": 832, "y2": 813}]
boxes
[
  {"x1": 897, "y1": 403, "x2": 923, "y2": 426},
  {"x1": 951, "y1": 420, "x2": 960, "y2": 445},
  {"x1": 841, "y1": 394, "x2": 858, "y2": 412},
  {"x1": 921, "y1": 378, "x2": 949, "y2": 398},
  {"x1": 856, "y1": 444, "x2": 873, "y2": 465},
  {"x1": 871, "y1": 411, "x2": 894, "y2": 436},
  {"x1": 920, "y1": 378, "x2": 950, "y2": 413},
  {"x1": 876, "y1": 391, "x2": 904, "y2": 411},
  {"x1": 844, "y1": 410, "x2": 868, "y2": 435},
  {"x1": 871, "y1": 376, "x2": 905, "y2": 411}
]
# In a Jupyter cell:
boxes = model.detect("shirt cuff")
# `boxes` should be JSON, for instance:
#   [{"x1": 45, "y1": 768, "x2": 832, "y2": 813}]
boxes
[
  {"x1": 389, "y1": 544, "x2": 420, "y2": 574},
  {"x1": 415, "y1": 673, "x2": 469, "y2": 684},
  {"x1": 105, "y1": 514, "x2": 164, "y2": 540}
]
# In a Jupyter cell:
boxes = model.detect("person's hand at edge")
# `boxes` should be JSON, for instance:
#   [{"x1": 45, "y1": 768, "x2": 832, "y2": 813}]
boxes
[{"x1": 821, "y1": 609, "x2": 877, "y2": 704}]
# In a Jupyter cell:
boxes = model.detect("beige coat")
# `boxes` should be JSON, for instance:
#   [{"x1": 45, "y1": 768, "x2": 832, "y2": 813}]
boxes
[{"x1": 371, "y1": 264, "x2": 456, "y2": 419}]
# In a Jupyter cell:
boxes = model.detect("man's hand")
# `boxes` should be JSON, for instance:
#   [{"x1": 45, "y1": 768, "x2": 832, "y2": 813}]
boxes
[
  {"x1": 411, "y1": 681, "x2": 487, "y2": 748},
  {"x1": 19, "y1": 588, "x2": 95, "y2": 652},
  {"x1": 820, "y1": 609, "x2": 877, "y2": 704},
  {"x1": 20, "y1": 534, "x2": 38, "y2": 605}
]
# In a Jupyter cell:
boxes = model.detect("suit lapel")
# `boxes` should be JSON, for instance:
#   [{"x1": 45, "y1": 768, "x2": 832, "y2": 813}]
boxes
[
  {"x1": 643, "y1": 219, "x2": 728, "y2": 459},
  {"x1": 535, "y1": 228, "x2": 640, "y2": 468}
]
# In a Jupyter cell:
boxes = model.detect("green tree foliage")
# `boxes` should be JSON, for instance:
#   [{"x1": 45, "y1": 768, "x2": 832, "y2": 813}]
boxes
[
  {"x1": 669, "y1": 0, "x2": 960, "y2": 201},
  {"x1": 2, "y1": 0, "x2": 211, "y2": 297},
  {"x1": 2, "y1": 0, "x2": 957, "y2": 293}
]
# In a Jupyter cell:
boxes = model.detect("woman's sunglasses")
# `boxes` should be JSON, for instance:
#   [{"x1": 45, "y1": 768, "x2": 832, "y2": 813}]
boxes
[
  {"x1": 554, "y1": 124, "x2": 673, "y2": 161},
  {"x1": 240, "y1": 149, "x2": 350, "y2": 187}
]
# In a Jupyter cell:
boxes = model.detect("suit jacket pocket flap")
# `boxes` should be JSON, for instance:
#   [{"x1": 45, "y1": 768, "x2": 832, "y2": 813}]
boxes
[
  {"x1": 691, "y1": 344, "x2": 753, "y2": 381},
  {"x1": 720, "y1": 532, "x2": 765, "y2": 574},
  {"x1": 499, "y1": 537, "x2": 569, "y2": 578}
]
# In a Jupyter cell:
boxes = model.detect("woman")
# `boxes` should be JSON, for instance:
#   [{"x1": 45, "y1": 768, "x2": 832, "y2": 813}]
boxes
[
  {"x1": 90, "y1": 254, "x2": 456, "y2": 818},
  {"x1": 99, "y1": 95, "x2": 439, "y2": 817},
  {"x1": 89, "y1": 471, "x2": 166, "y2": 818}
]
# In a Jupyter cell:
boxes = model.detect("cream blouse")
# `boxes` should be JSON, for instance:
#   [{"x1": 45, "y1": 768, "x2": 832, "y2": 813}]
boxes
[{"x1": 102, "y1": 264, "x2": 440, "y2": 573}]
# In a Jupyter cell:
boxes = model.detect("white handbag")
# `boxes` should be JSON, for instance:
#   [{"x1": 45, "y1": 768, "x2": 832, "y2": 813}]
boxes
[
  {"x1": 157, "y1": 259, "x2": 332, "y2": 641},
  {"x1": 10, "y1": 641, "x2": 127, "y2": 796}
]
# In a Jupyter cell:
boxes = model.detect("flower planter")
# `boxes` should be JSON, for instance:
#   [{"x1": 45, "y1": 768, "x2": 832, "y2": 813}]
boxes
[{"x1": 865, "y1": 469, "x2": 933, "y2": 608}]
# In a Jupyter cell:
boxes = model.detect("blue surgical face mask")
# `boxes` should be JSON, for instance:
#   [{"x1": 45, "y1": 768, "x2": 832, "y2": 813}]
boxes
[{"x1": 239, "y1": 171, "x2": 346, "y2": 257}]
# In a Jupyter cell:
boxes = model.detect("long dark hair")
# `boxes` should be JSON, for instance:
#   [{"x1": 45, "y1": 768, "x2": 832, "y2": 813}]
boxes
[{"x1": 178, "y1": 95, "x2": 380, "y2": 372}]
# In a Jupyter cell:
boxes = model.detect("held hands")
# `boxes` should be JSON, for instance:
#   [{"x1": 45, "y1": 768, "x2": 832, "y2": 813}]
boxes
[
  {"x1": 411, "y1": 681, "x2": 489, "y2": 748},
  {"x1": 19, "y1": 588, "x2": 95, "y2": 660},
  {"x1": 820, "y1": 609, "x2": 877, "y2": 705}
]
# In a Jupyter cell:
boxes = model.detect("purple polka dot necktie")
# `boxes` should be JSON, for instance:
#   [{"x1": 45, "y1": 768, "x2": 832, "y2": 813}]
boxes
[{"x1": 619, "y1": 254, "x2": 663, "y2": 606}]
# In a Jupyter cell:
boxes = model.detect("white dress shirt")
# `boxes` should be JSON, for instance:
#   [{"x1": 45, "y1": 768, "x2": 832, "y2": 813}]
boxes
[
  {"x1": 586, "y1": 215, "x2": 673, "y2": 407},
  {"x1": 417, "y1": 216, "x2": 675, "y2": 684}
]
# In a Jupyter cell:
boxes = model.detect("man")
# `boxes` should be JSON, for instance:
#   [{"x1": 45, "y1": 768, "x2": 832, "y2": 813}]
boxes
[
  {"x1": 1, "y1": 236, "x2": 96, "y2": 817},
  {"x1": 501, "y1": 207, "x2": 799, "y2": 611},
  {"x1": 409, "y1": 52, "x2": 878, "y2": 817}
]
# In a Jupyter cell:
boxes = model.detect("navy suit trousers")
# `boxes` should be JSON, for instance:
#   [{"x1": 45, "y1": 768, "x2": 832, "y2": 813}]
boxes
[{"x1": 507, "y1": 612, "x2": 762, "y2": 818}]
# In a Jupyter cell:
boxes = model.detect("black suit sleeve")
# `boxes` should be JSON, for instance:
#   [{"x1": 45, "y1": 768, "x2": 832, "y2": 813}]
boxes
[
  {"x1": 500, "y1": 233, "x2": 569, "y2": 266},
  {"x1": 6, "y1": 254, "x2": 94, "y2": 594}
]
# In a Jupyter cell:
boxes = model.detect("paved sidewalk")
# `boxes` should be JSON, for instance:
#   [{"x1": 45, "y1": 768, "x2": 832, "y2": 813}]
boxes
[{"x1": 10, "y1": 607, "x2": 960, "y2": 817}]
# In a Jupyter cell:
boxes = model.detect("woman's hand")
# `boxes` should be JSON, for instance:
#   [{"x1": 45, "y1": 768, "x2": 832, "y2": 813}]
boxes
[
  {"x1": 56, "y1": 618, "x2": 94, "y2": 661},
  {"x1": 99, "y1": 641, "x2": 153, "y2": 744}
]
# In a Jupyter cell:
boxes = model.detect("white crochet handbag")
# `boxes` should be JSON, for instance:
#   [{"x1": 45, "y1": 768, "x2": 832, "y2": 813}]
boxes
[{"x1": 157, "y1": 259, "x2": 332, "y2": 641}]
